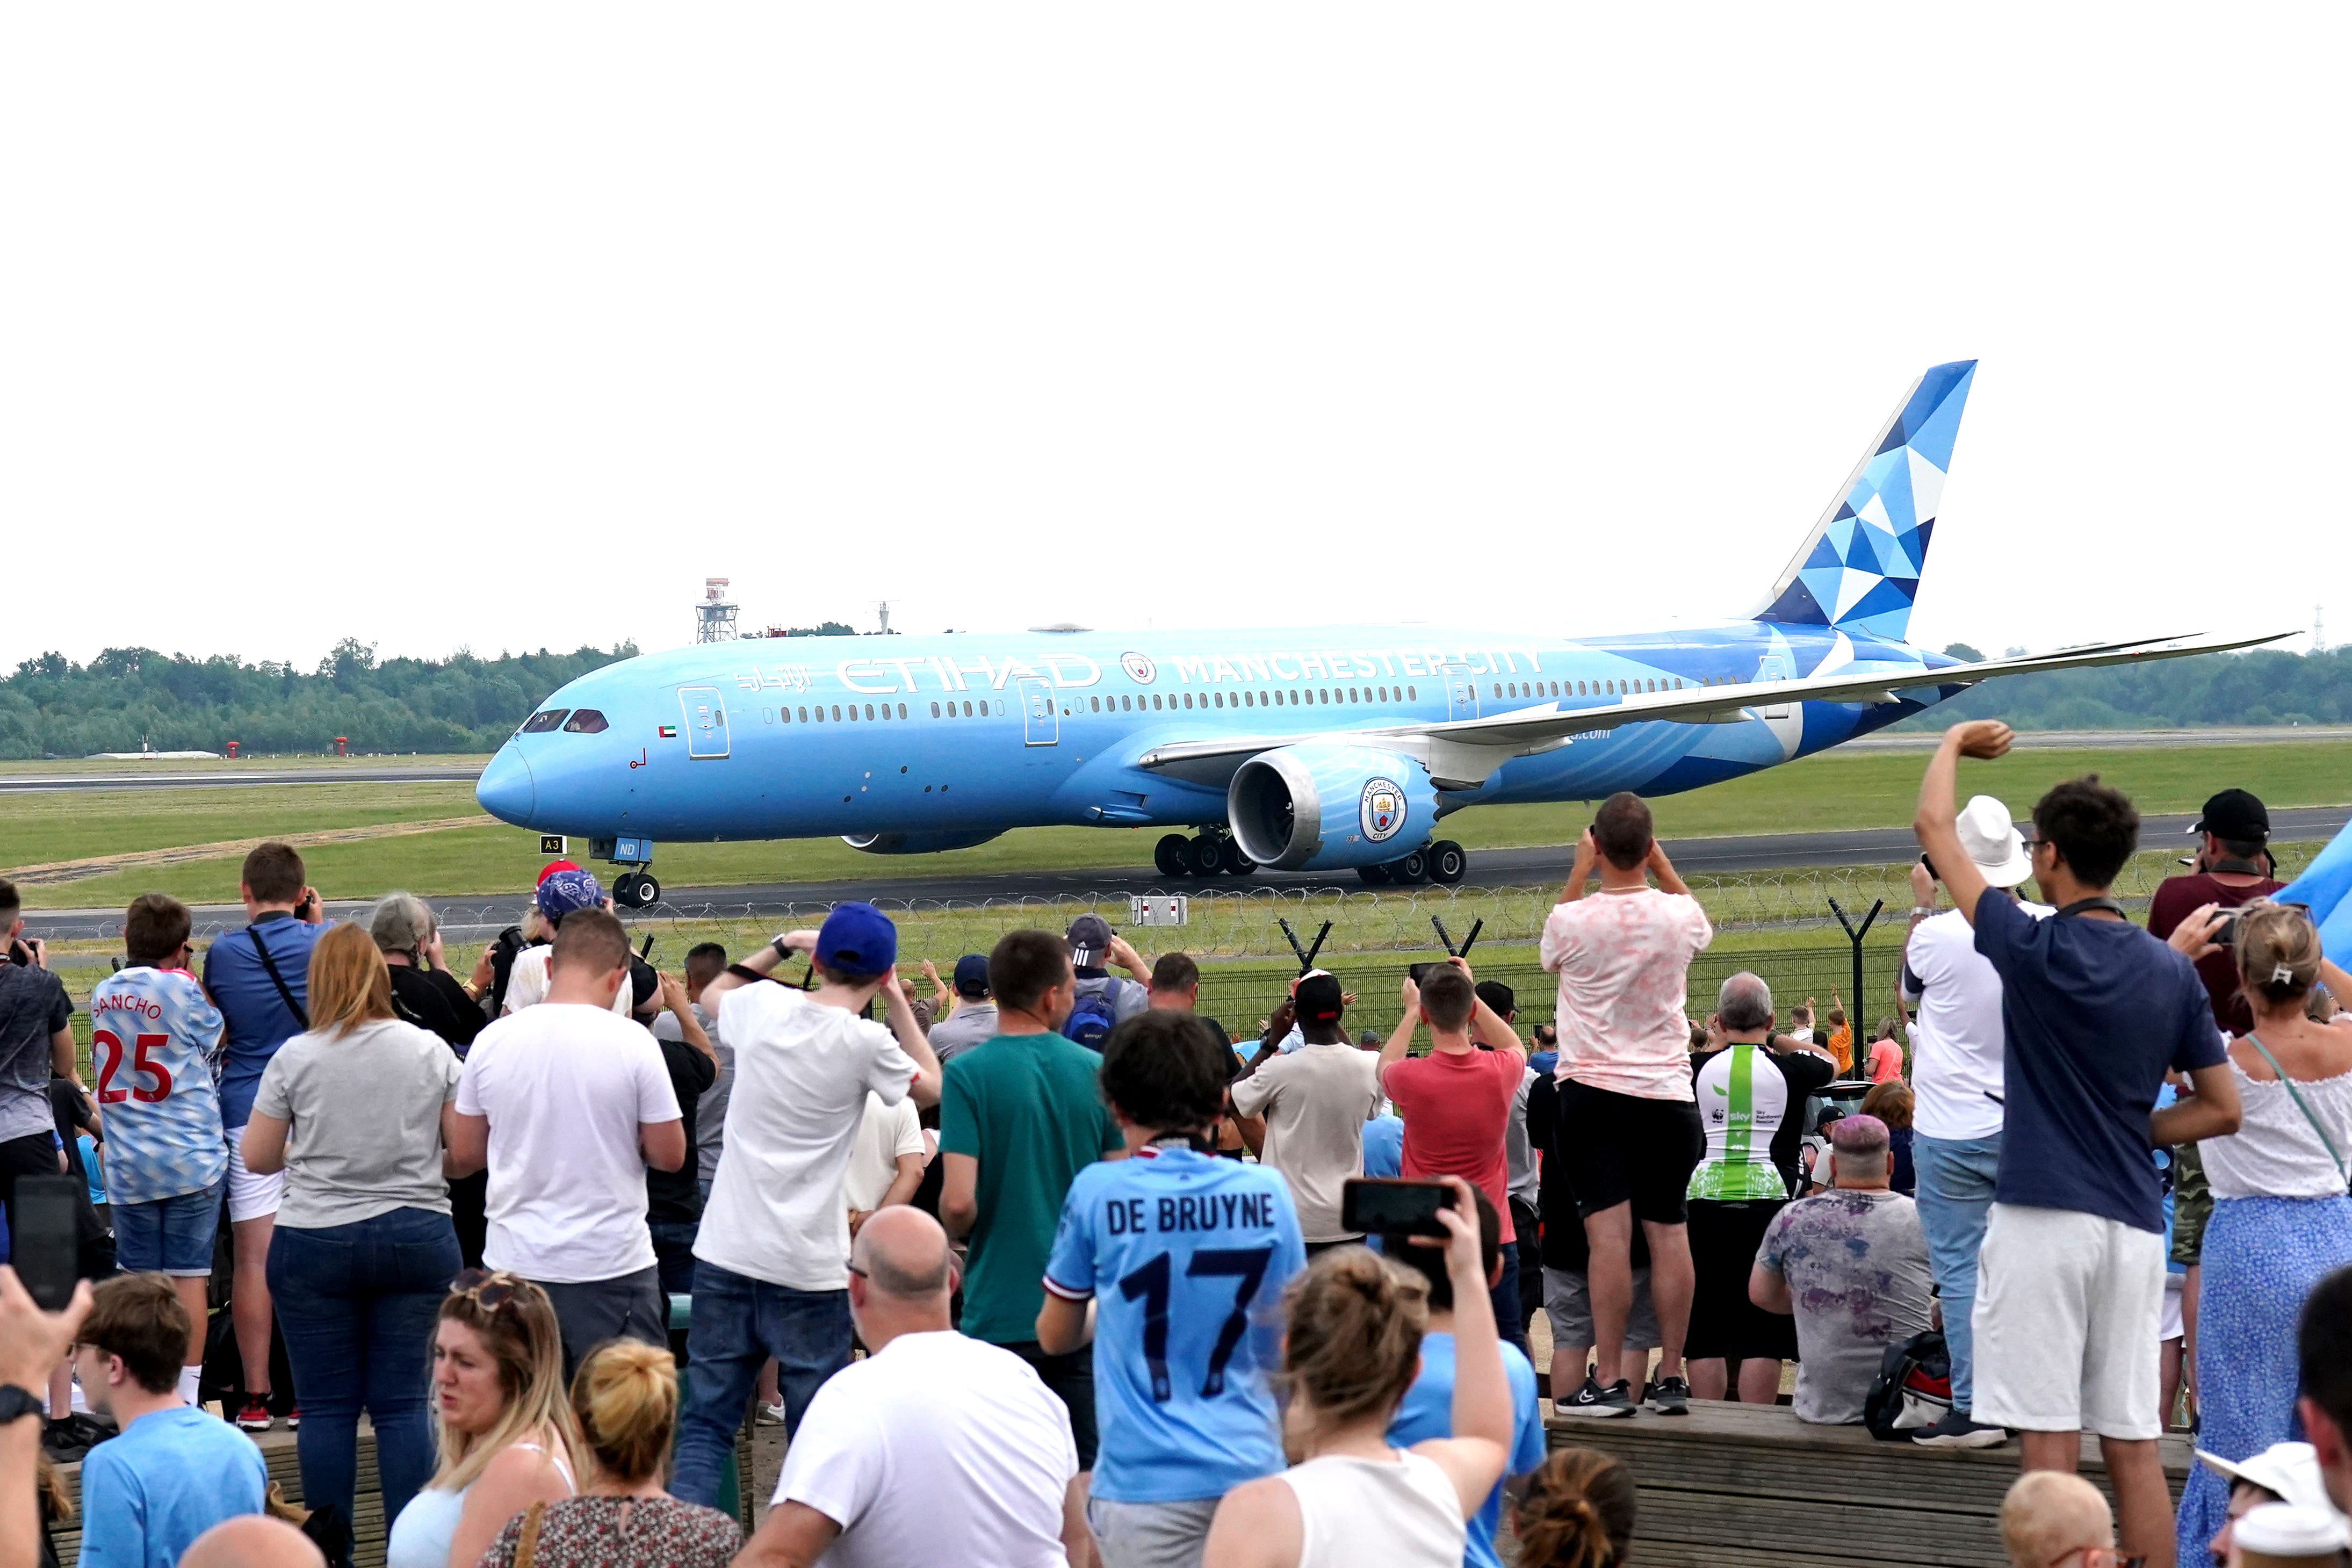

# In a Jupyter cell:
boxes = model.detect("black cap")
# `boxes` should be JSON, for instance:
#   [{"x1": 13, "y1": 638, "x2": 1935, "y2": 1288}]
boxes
[
  {"x1": 2190, "y1": 789, "x2": 2269, "y2": 843},
  {"x1": 952, "y1": 954, "x2": 991, "y2": 998},
  {"x1": 1294, "y1": 973, "x2": 1344, "y2": 1024}
]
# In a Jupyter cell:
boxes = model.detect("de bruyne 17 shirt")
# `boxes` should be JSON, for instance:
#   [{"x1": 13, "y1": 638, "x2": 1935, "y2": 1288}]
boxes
[
  {"x1": 1044, "y1": 1143, "x2": 1307, "y2": 1505},
  {"x1": 84, "y1": 967, "x2": 228, "y2": 1205},
  {"x1": 1972, "y1": 891, "x2": 2226, "y2": 1232}
]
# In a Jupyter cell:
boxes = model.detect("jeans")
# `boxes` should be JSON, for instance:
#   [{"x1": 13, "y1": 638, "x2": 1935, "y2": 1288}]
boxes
[
  {"x1": 1491, "y1": 1244, "x2": 1533, "y2": 1361},
  {"x1": 650, "y1": 1217, "x2": 702, "y2": 1298},
  {"x1": 266, "y1": 1205, "x2": 462, "y2": 1530},
  {"x1": 672, "y1": 1261, "x2": 851, "y2": 1507},
  {"x1": 1913, "y1": 1131, "x2": 2001, "y2": 1413}
]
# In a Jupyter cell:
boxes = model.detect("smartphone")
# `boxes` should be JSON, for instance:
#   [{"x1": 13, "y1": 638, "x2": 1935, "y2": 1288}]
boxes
[
  {"x1": 1406, "y1": 962, "x2": 1446, "y2": 985},
  {"x1": 13, "y1": 1175, "x2": 81, "y2": 1311},
  {"x1": 2212, "y1": 908, "x2": 2242, "y2": 948},
  {"x1": 1340, "y1": 1178, "x2": 1455, "y2": 1240}
]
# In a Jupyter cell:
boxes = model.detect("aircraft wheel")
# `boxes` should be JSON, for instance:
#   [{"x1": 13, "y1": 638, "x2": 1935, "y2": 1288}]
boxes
[
  {"x1": 612, "y1": 872, "x2": 640, "y2": 905},
  {"x1": 1389, "y1": 848, "x2": 1430, "y2": 885},
  {"x1": 1155, "y1": 834, "x2": 1191, "y2": 877},
  {"x1": 617, "y1": 872, "x2": 661, "y2": 908},
  {"x1": 1428, "y1": 840, "x2": 1468, "y2": 885},
  {"x1": 1220, "y1": 838, "x2": 1256, "y2": 877},
  {"x1": 1186, "y1": 835, "x2": 1227, "y2": 877},
  {"x1": 1357, "y1": 863, "x2": 1392, "y2": 886}
]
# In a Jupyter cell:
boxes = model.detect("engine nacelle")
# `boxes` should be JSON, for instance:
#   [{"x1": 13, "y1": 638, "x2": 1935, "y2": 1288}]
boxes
[
  {"x1": 1226, "y1": 744, "x2": 1438, "y2": 871},
  {"x1": 841, "y1": 829, "x2": 1005, "y2": 855}
]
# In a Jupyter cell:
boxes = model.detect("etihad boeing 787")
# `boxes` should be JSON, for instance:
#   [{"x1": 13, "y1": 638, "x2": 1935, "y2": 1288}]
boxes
[{"x1": 475, "y1": 360, "x2": 2280, "y2": 905}]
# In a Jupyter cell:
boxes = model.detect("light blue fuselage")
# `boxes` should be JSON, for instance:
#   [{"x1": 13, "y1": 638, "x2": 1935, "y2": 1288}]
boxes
[{"x1": 475, "y1": 620, "x2": 1962, "y2": 851}]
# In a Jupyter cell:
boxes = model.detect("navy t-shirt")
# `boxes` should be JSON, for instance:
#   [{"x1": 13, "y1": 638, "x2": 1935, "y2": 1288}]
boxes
[{"x1": 1973, "y1": 892, "x2": 2225, "y2": 1232}]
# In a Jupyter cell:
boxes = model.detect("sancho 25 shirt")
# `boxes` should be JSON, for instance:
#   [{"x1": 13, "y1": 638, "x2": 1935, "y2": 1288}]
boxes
[
  {"x1": 1044, "y1": 1144, "x2": 1306, "y2": 1505},
  {"x1": 85, "y1": 967, "x2": 228, "y2": 1205}
]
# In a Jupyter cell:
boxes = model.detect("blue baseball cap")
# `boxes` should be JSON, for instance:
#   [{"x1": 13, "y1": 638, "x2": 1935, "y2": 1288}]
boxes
[
  {"x1": 536, "y1": 868, "x2": 603, "y2": 922},
  {"x1": 953, "y1": 953, "x2": 992, "y2": 999},
  {"x1": 817, "y1": 902, "x2": 897, "y2": 978}
]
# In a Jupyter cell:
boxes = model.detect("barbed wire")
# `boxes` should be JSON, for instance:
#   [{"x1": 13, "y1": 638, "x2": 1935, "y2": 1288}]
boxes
[{"x1": 80, "y1": 840, "x2": 2322, "y2": 961}]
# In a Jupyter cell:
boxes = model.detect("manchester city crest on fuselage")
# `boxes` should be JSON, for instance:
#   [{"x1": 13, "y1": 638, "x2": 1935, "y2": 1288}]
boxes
[
  {"x1": 1121, "y1": 652, "x2": 1156, "y2": 684},
  {"x1": 1360, "y1": 778, "x2": 1405, "y2": 842}
]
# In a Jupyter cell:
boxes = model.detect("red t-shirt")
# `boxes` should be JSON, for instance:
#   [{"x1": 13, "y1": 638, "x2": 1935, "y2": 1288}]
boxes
[
  {"x1": 2147, "y1": 872, "x2": 2283, "y2": 1037},
  {"x1": 1382, "y1": 1045, "x2": 1527, "y2": 1243}
]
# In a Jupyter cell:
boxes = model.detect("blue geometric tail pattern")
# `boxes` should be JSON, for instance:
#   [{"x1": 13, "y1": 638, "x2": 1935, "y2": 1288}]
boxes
[{"x1": 1753, "y1": 359, "x2": 1976, "y2": 644}]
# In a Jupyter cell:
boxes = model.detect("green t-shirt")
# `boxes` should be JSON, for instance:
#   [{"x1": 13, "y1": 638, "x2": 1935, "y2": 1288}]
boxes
[{"x1": 940, "y1": 1030, "x2": 1122, "y2": 1345}]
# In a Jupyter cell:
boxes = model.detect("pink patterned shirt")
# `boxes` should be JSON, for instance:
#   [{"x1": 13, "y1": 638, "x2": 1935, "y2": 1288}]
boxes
[{"x1": 1540, "y1": 887, "x2": 1714, "y2": 1102}]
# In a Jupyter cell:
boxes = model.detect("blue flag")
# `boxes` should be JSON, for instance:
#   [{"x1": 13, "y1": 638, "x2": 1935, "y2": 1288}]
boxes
[{"x1": 2276, "y1": 821, "x2": 2352, "y2": 958}]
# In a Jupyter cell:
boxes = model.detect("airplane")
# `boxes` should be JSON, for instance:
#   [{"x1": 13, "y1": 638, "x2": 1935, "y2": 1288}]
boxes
[{"x1": 475, "y1": 359, "x2": 2285, "y2": 907}]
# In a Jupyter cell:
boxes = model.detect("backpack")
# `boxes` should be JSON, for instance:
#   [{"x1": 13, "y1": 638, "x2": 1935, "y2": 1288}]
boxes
[
  {"x1": 1863, "y1": 1327, "x2": 1953, "y2": 1440},
  {"x1": 1066, "y1": 981, "x2": 1122, "y2": 1051}
]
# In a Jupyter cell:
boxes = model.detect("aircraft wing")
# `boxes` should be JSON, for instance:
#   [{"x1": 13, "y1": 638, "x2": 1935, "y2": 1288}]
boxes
[{"x1": 1134, "y1": 628, "x2": 2291, "y2": 785}]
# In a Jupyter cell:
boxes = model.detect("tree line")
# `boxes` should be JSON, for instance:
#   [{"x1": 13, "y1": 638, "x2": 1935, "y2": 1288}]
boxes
[
  {"x1": 1899, "y1": 642, "x2": 2348, "y2": 731},
  {"x1": 0, "y1": 637, "x2": 2340, "y2": 760}
]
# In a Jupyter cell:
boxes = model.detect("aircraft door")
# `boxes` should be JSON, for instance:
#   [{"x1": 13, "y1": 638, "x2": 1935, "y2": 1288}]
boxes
[
  {"x1": 680, "y1": 687, "x2": 731, "y2": 758},
  {"x1": 1447, "y1": 671, "x2": 1480, "y2": 722},
  {"x1": 1020, "y1": 679, "x2": 1059, "y2": 747},
  {"x1": 1757, "y1": 656, "x2": 1791, "y2": 719}
]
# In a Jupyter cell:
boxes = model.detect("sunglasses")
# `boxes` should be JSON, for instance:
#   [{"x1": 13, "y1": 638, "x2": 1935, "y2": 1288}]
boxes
[{"x1": 451, "y1": 1267, "x2": 527, "y2": 1314}]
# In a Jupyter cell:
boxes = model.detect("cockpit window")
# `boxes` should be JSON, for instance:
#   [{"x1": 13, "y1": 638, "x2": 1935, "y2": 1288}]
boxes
[
  {"x1": 521, "y1": 709, "x2": 568, "y2": 734},
  {"x1": 561, "y1": 710, "x2": 609, "y2": 734}
]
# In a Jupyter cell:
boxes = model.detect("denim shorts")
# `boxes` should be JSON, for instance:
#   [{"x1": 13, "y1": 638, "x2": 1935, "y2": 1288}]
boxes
[{"x1": 113, "y1": 1180, "x2": 225, "y2": 1276}]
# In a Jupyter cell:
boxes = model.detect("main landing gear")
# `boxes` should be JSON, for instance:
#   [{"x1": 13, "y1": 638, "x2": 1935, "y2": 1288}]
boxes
[
  {"x1": 1151, "y1": 831, "x2": 1466, "y2": 885},
  {"x1": 1357, "y1": 839, "x2": 1468, "y2": 887},
  {"x1": 1154, "y1": 829, "x2": 1256, "y2": 879},
  {"x1": 612, "y1": 871, "x2": 663, "y2": 908}
]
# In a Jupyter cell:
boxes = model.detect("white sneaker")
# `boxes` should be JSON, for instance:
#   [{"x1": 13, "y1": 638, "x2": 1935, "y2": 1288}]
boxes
[{"x1": 756, "y1": 1401, "x2": 788, "y2": 1427}]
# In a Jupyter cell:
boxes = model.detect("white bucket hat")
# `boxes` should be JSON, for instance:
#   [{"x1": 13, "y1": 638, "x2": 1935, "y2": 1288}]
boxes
[
  {"x1": 2194, "y1": 1440, "x2": 2340, "y2": 1518},
  {"x1": 1955, "y1": 795, "x2": 2034, "y2": 888}
]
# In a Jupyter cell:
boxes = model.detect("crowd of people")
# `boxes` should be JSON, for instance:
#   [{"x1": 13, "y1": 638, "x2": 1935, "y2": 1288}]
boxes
[{"x1": 0, "y1": 716, "x2": 2349, "y2": 1567}]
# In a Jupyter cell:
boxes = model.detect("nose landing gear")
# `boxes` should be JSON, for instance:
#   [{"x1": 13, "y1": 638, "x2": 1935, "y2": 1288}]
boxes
[{"x1": 612, "y1": 871, "x2": 662, "y2": 908}]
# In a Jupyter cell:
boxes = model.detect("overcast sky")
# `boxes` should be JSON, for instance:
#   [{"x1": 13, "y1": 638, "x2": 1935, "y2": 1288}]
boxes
[{"x1": 3, "y1": 8, "x2": 2340, "y2": 674}]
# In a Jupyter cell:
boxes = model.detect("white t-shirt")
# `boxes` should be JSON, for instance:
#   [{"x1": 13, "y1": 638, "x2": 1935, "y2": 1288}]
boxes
[
  {"x1": 843, "y1": 1093, "x2": 926, "y2": 1213},
  {"x1": 695, "y1": 984, "x2": 920, "y2": 1291},
  {"x1": 501, "y1": 945, "x2": 633, "y2": 1017},
  {"x1": 455, "y1": 1003, "x2": 682, "y2": 1283},
  {"x1": 1540, "y1": 887, "x2": 1714, "y2": 1102},
  {"x1": 1900, "y1": 900, "x2": 2051, "y2": 1141},
  {"x1": 1229, "y1": 1044, "x2": 1383, "y2": 1242},
  {"x1": 774, "y1": 1329, "x2": 1077, "y2": 1568}
]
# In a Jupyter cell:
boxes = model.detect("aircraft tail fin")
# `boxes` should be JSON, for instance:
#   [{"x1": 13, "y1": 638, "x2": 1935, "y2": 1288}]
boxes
[{"x1": 1752, "y1": 359, "x2": 1977, "y2": 644}]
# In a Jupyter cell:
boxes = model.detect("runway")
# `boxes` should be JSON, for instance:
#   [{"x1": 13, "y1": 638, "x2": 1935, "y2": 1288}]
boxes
[
  {"x1": 27, "y1": 804, "x2": 2350, "y2": 948},
  {"x1": 0, "y1": 765, "x2": 479, "y2": 793}
]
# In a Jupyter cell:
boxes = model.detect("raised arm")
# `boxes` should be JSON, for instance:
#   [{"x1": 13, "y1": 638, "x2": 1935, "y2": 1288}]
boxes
[
  {"x1": 881, "y1": 970, "x2": 943, "y2": 1109},
  {"x1": 1646, "y1": 838, "x2": 1691, "y2": 898},
  {"x1": 702, "y1": 928, "x2": 818, "y2": 1005},
  {"x1": 1559, "y1": 828, "x2": 1599, "y2": 905},
  {"x1": 1913, "y1": 721, "x2": 2012, "y2": 927},
  {"x1": 1379, "y1": 978, "x2": 1422, "y2": 1090}
]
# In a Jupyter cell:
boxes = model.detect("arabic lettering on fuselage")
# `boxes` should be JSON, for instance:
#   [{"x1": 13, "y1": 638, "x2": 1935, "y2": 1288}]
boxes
[{"x1": 733, "y1": 645, "x2": 1557, "y2": 696}]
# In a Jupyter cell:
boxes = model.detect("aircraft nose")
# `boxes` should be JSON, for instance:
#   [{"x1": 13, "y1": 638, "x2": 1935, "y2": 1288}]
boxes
[{"x1": 476, "y1": 746, "x2": 536, "y2": 825}]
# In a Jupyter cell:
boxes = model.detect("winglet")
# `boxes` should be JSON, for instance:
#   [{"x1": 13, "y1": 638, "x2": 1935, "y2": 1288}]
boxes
[{"x1": 1754, "y1": 359, "x2": 1977, "y2": 643}]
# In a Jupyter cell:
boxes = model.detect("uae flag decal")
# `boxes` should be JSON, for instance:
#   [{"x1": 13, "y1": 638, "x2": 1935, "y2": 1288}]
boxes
[{"x1": 658, "y1": 725, "x2": 678, "y2": 738}]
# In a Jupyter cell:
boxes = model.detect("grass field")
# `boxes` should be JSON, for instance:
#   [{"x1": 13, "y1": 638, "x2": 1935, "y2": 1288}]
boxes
[
  {"x1": 0, "y1": 753, "x2": 488, "y2": 776},
  {"x1": 14, "y1": 739, "x2": 2352, "y2": 908}
]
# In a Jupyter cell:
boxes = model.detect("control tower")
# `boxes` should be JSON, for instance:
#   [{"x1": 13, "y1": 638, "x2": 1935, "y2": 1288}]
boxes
[{"x1": 695, "y1": 578, "x2": 739, "y2": 643}]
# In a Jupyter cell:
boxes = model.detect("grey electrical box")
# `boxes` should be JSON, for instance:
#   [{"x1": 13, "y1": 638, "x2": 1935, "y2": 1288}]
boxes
[{"x1": 1130, "y1": 895, "x2": 1189, "y2": 927}]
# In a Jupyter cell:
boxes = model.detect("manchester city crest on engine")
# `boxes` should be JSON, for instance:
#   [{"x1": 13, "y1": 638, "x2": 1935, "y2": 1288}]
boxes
[
  {"x1": 1360, "y1": 778, "x2": 1405, "y2": 842},
  {"x1": 1120, "y1": 651, "x2": 1156, "y2": 684}
]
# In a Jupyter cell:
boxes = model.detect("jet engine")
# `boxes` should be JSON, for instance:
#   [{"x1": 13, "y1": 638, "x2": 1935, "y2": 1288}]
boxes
[
  {"x1": 841, "y1": 829, "x2": 1005, "y2": 855},
  {"x1": 1225, "y1": 744, "x2": 1438, "y2": 871}
]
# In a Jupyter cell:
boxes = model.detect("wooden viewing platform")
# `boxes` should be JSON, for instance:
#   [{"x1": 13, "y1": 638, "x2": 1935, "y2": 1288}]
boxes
[{"x1": 1545, "y1": 1399, "x2": 2194, "y2": 1568}]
